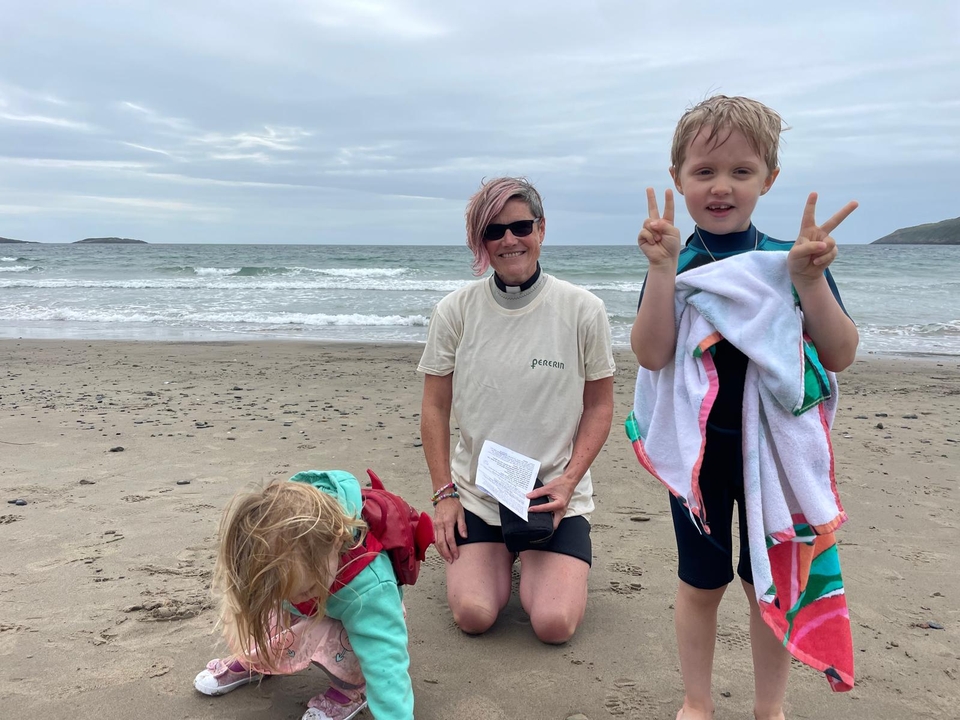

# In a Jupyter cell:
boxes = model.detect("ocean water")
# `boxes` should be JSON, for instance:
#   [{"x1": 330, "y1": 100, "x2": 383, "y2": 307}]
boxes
[{"x1": 1, "y1": 243, "x2": 957, "y2": 356}]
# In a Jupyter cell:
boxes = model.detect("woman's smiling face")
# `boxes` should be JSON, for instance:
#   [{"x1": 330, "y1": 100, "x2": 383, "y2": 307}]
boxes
[{"x1": 485, "y1": 198, "x2": 544, "y2": 285}]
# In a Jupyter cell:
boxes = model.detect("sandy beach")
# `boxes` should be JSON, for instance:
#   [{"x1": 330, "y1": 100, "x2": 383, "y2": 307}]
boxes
[{"x1": 1, "y1": 340, "x2": 957, "y2": 720}]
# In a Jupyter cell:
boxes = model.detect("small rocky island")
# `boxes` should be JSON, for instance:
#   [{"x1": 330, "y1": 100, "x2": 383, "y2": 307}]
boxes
[
  {"x1": 872, "y1": 217, "x2": 960, "y2": 245},
  {"x1": 74, "y1": 237, "x2": 147, "y2": 244}
]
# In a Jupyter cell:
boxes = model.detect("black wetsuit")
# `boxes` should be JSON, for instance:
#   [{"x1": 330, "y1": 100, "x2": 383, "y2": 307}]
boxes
[{"x1": 637, "y1": 225, "x2": 848, "y2": 588}]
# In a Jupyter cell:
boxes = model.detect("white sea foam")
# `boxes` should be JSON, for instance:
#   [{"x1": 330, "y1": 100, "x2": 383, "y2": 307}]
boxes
[
  {"x1": 1, "y1": 305, "x2": 430, "y2": 328},
  {"x1": 581, "y1": 281, "x2": 645, "y2": 293},
  {"x1": 185, "y1": 311, "x2": 429, "y2": 327},
  {"x1": 296, "y1": 267, "x2": 409, "y2": 278},
  {"x1": 0, "y1": 277, "x2": 468, "y2": 292},
  {"x1": 860, "y1": 320, "x2": 960, "y2": 337},
  {"x1": 193, "y1": 267, "x2": 242, "y2": 276},
  {"x1": 162, "y1": 265, "x2": 411, "y2": 278},
  {"x1": 9, "y1": 307, "x2": 167, "y2": 324},
  {"x1": 0, "y1": 265, "x2": 36, "y2": 272}
]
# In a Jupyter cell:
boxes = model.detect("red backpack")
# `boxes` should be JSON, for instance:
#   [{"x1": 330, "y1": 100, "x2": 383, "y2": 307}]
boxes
[{"x1": 331, "y1": 469, "x2": 434, "y2": 592}]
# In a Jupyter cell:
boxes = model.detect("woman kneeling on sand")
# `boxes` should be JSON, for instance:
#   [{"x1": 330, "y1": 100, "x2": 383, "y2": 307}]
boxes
[{"x1": 417, "y1": 176, "x2": 616, "y2": 643}]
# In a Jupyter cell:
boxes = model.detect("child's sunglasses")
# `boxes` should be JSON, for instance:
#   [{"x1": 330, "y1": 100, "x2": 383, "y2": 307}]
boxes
[{"x1": 482, "y1": 218, "x2": 540, "y2": 242}]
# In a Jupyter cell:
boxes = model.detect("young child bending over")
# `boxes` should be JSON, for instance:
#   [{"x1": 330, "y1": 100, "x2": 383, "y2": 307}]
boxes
[
  {"x1": 194, "y1": 470, "x2": 414, "y2": 720},
  {"x1": 631, "y1": 95, "x2": 858, "y2": 720}
]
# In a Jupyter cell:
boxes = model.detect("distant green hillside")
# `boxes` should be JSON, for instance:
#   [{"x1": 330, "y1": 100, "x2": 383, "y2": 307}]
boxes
[
  {"x1": 872, "y1": 217, "x2": 960, "y2": 245},
  {"x1": 75, "y1": 237, "x2": 147, "y2": 244},
  {"x1": 0, "y1": 236, "x2": 34, "y2": 243}
]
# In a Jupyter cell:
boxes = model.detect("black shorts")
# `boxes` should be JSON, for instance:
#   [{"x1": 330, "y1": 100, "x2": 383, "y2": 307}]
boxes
[
  {"x1": 671, "y1": 425, "x2": 753, "y2": 589},
  {"x1": 454, "y1": 508, "x2": 592, "y2": 567}
]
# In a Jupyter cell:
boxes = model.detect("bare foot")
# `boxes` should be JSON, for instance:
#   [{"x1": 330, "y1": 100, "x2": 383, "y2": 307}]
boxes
[
  {"x1": 754, "y1": 712, "x2": 785, "y2": 720},
  {"x1": 676, "y1": 705, "x2": 714, "y2": 720}
]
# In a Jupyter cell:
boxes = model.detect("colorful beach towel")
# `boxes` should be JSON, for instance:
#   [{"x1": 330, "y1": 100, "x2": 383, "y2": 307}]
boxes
[{"x1": 626, "y1": 251, "x2": 854, "y2": 691}]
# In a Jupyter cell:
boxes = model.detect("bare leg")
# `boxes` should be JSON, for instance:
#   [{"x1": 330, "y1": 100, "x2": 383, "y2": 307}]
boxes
[
  {"x1": 444, "y1": 542, "x2": 514, "y2": 635},
  {"x1": 674, "y1": 580, "x2": 725, "y2": 719},
  {"x1": 517, "y1": 550, "x2": 589, "y2": 644},
  {"x1": 741, "y1": 579, "x2": 789, "y2": 720}
]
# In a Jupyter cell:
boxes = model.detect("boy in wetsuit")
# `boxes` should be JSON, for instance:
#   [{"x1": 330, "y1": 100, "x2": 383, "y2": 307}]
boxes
[{"x1": 630, "y1": 95, "x2": 859, "y2": 720}]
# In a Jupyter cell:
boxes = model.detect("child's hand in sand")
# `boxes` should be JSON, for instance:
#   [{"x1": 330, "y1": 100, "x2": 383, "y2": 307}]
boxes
[
  {"x1": 637, "y1": 188, "x2": 681, "y2": 269},
  {"x1": 789, "y1": 192, "x2": 858, "y2": 285}
]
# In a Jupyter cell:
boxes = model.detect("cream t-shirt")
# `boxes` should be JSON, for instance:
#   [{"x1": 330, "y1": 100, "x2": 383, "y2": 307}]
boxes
[{"x1": 418, "y1": 274, "x2": 616, "y2": 525}]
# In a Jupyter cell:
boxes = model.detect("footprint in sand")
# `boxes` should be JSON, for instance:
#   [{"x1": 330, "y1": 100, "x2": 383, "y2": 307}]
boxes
[
  {"x1": 716, "y1": 627, "x2": 751, "y2": 650},
  {"x1": 604, "y1": 678, "x2": 663, "y2": 716},
  {"x1": 607, "y1": 580, "x2": 643, "y2": 597},
  {"x1": 123, "y1": 593, "x2": 212, "y2": 621},
  {"x1": 121, "y1": 494, "x2": 152, "y2": 503},
  {"x1": 608, "y1": 561, "x2": 643, "y2": 577}
]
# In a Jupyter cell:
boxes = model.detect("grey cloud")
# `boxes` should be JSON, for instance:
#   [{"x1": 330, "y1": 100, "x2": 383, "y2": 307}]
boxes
[{"x1": 0, "y1": 0, "x2": 957, "y2": 243}]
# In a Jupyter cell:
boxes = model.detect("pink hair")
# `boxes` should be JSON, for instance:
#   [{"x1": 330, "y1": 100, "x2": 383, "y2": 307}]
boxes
[{"x1": 464, "y1": 177, "x2": 543, "y2": 276}]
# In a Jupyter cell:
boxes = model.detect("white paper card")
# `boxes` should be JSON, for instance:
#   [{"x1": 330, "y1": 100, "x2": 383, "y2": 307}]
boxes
[{"x1": 476, "y1": 440, "x2": 541, "y2": 521}]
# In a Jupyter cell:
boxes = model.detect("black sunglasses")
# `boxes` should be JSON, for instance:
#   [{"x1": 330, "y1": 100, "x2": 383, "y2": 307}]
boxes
[{"x1": 482, "y1": 218, "x2": 540, "y2": 242}]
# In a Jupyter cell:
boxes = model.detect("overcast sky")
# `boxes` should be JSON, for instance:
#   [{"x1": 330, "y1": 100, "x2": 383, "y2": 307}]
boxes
[{"x1": 1, "y1": 1, "x2": 957, "y2": 245}]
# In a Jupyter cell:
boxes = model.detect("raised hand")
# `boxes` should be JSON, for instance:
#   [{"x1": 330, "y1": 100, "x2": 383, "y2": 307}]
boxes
[
  {"x1": 637, "y1": 188, "x2": 681, "y2": 269},
  {"x1": 788, "y1": 192, "x2": 858, "y2": 284}
]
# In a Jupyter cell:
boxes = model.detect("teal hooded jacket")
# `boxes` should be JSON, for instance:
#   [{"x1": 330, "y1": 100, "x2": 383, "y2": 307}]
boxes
[{"x1": 289, "y1": 470, "x2": 413, "y2": 720}]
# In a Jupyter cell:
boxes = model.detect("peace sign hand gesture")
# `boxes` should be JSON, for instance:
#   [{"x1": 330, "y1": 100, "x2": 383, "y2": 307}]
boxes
[
  {"x1": 788, "y1": 192, "x2": 858, "y2": 285},
  {"x1": 637, "y1": 188, "x2": 681, "y2": 270}
]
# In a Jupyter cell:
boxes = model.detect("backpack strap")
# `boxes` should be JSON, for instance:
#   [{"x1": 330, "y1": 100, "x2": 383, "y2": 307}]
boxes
[{"x1": 330, "y1": 531, "x2": 384, "y2": 594}]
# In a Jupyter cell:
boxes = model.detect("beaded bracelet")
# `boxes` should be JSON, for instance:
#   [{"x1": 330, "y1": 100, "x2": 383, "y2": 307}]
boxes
[
  {"x1": 432, "y1": 490, "x2": 460, "y2": 507},
  {"x1": 430, "y1": 482, "x2": 457, "y2": 503}
]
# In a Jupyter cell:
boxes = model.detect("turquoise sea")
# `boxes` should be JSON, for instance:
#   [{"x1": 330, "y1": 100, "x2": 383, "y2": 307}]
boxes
[{"x1": 1, "y1": 243, "x2": 957, "y2": 356}]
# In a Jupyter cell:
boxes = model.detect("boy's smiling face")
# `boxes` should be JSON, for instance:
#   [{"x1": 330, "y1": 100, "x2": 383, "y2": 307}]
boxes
[{"x1": 670, "y1": 126, "x2": 779, "y2": 235}]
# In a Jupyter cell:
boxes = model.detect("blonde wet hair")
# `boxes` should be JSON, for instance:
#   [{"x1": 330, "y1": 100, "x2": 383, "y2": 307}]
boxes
[
  {"x1": 671, "y1": 95, "x2": 786, "y2": 176},
  {"x1": 212, "y1": 479, "x2": 366, "y2": 671}
]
